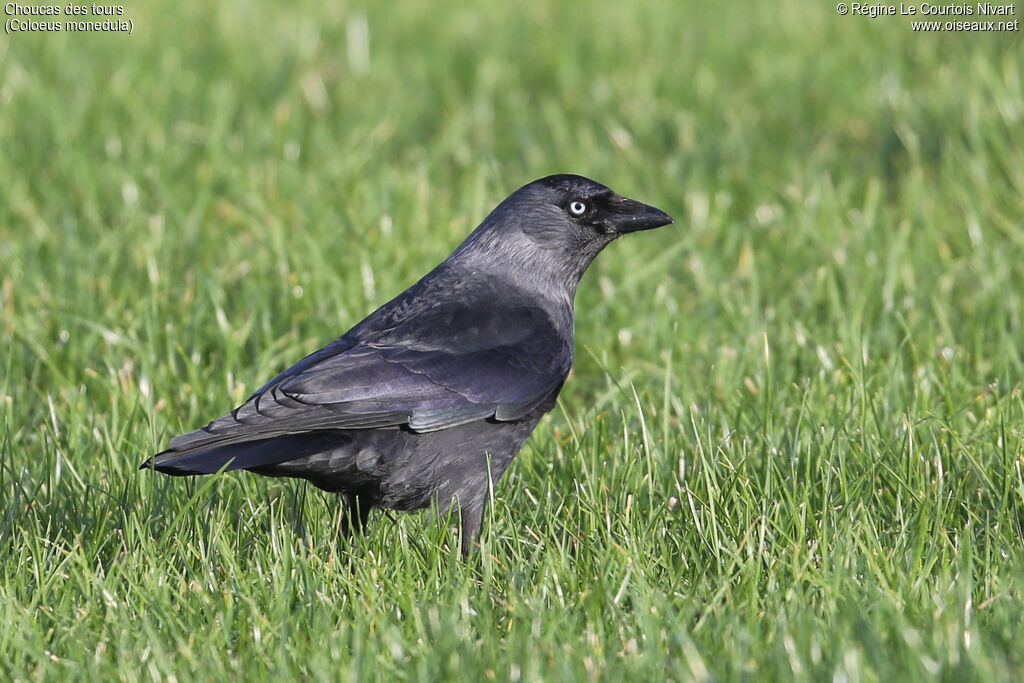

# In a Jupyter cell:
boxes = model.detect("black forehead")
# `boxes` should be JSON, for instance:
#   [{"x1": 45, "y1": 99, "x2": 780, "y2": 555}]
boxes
[{"x1": 534, "y1": 174, "x2": 613, "y2": 199}]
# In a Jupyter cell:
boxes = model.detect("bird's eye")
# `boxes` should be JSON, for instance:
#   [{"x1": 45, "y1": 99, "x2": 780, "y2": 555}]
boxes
[{"x1": 568, "y1": 200, "x2": 587, "y2": 216}]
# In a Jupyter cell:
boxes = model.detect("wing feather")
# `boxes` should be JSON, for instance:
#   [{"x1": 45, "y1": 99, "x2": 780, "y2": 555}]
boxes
[{"x1": 156, "y1": 303, "x2": 571, "y2": 465}]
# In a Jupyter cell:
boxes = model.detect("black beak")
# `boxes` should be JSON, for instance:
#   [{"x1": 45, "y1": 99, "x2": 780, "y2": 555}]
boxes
[{"x1": 606, "y1": 194, "x2": 674, "y2": 234}]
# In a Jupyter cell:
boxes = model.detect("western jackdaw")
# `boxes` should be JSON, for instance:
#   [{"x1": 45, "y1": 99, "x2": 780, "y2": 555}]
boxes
[{"x1": 143, "y1": 174, "x2": 673, "y2": 557}]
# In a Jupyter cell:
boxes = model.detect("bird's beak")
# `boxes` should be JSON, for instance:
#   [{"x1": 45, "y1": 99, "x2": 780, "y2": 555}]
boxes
[{"x1": 606, "y1": 194, "x2": 674, "y2": 234}]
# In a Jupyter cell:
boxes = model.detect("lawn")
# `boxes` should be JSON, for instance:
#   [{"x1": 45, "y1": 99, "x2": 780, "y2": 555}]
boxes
[{"x1": 2, "y1": 0, "x2": 1023, "y2": 679}]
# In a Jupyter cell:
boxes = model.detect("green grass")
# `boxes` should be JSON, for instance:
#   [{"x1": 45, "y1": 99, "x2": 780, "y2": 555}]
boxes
[{"x1": 2, "y1": 0, "x2": 1023, "y2": 679}]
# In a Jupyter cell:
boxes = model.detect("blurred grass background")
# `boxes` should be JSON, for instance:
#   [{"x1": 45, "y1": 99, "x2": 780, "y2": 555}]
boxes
[{"x1": 2, "y1": 0, "x2": 1023, "y2": 679}]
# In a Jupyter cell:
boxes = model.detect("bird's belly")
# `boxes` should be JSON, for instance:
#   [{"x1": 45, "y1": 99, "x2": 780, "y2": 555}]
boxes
[{"x1": 256, "y1": 416, "x2": 543, "y2": 512}]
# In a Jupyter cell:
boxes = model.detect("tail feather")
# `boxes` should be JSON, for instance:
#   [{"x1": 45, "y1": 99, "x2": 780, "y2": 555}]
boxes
[{"x1": 141, "y1": 431, "x2": 348, "y2": 476}]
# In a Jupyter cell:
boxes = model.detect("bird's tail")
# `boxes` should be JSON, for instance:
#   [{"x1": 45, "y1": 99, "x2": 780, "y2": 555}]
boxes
[{"x1": 140, "y1": 431, "x2": 348, "y2": 475}]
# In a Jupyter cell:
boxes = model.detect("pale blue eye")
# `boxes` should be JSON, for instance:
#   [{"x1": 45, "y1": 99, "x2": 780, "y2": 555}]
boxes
[{"x1": 569, "y1": 201, "x2": 587, "y2": 216}]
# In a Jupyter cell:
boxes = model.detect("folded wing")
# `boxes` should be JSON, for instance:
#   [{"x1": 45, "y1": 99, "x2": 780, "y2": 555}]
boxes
[{"x1": 149, "y1": 303, "x2": 570, "y2": 472}]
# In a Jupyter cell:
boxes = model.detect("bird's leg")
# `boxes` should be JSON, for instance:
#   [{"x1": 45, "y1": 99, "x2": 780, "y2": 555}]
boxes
[
  {"x1": 340, "y1": 494, "x2": 371, "y2": 538},
  {"x1": 459, "y1": 502, "x2": 485, "y2": 560},
  {"x1": 459, "y1": 457, "x2": 504, "y2": 559}
]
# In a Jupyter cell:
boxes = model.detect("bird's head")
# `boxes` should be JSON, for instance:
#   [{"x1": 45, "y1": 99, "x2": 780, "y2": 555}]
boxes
[
  {"x1": 521, "y1": 174, "x2": 674, "y2": 240},
  {"x1": 455, "y1": 174, "x2": 674, "y2": 296}
]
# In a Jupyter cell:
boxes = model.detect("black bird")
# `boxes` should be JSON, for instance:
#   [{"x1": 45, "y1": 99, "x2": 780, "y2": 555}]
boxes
[{"x1": 143, "y1": 174, "x2": 673, "y2": 557}]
